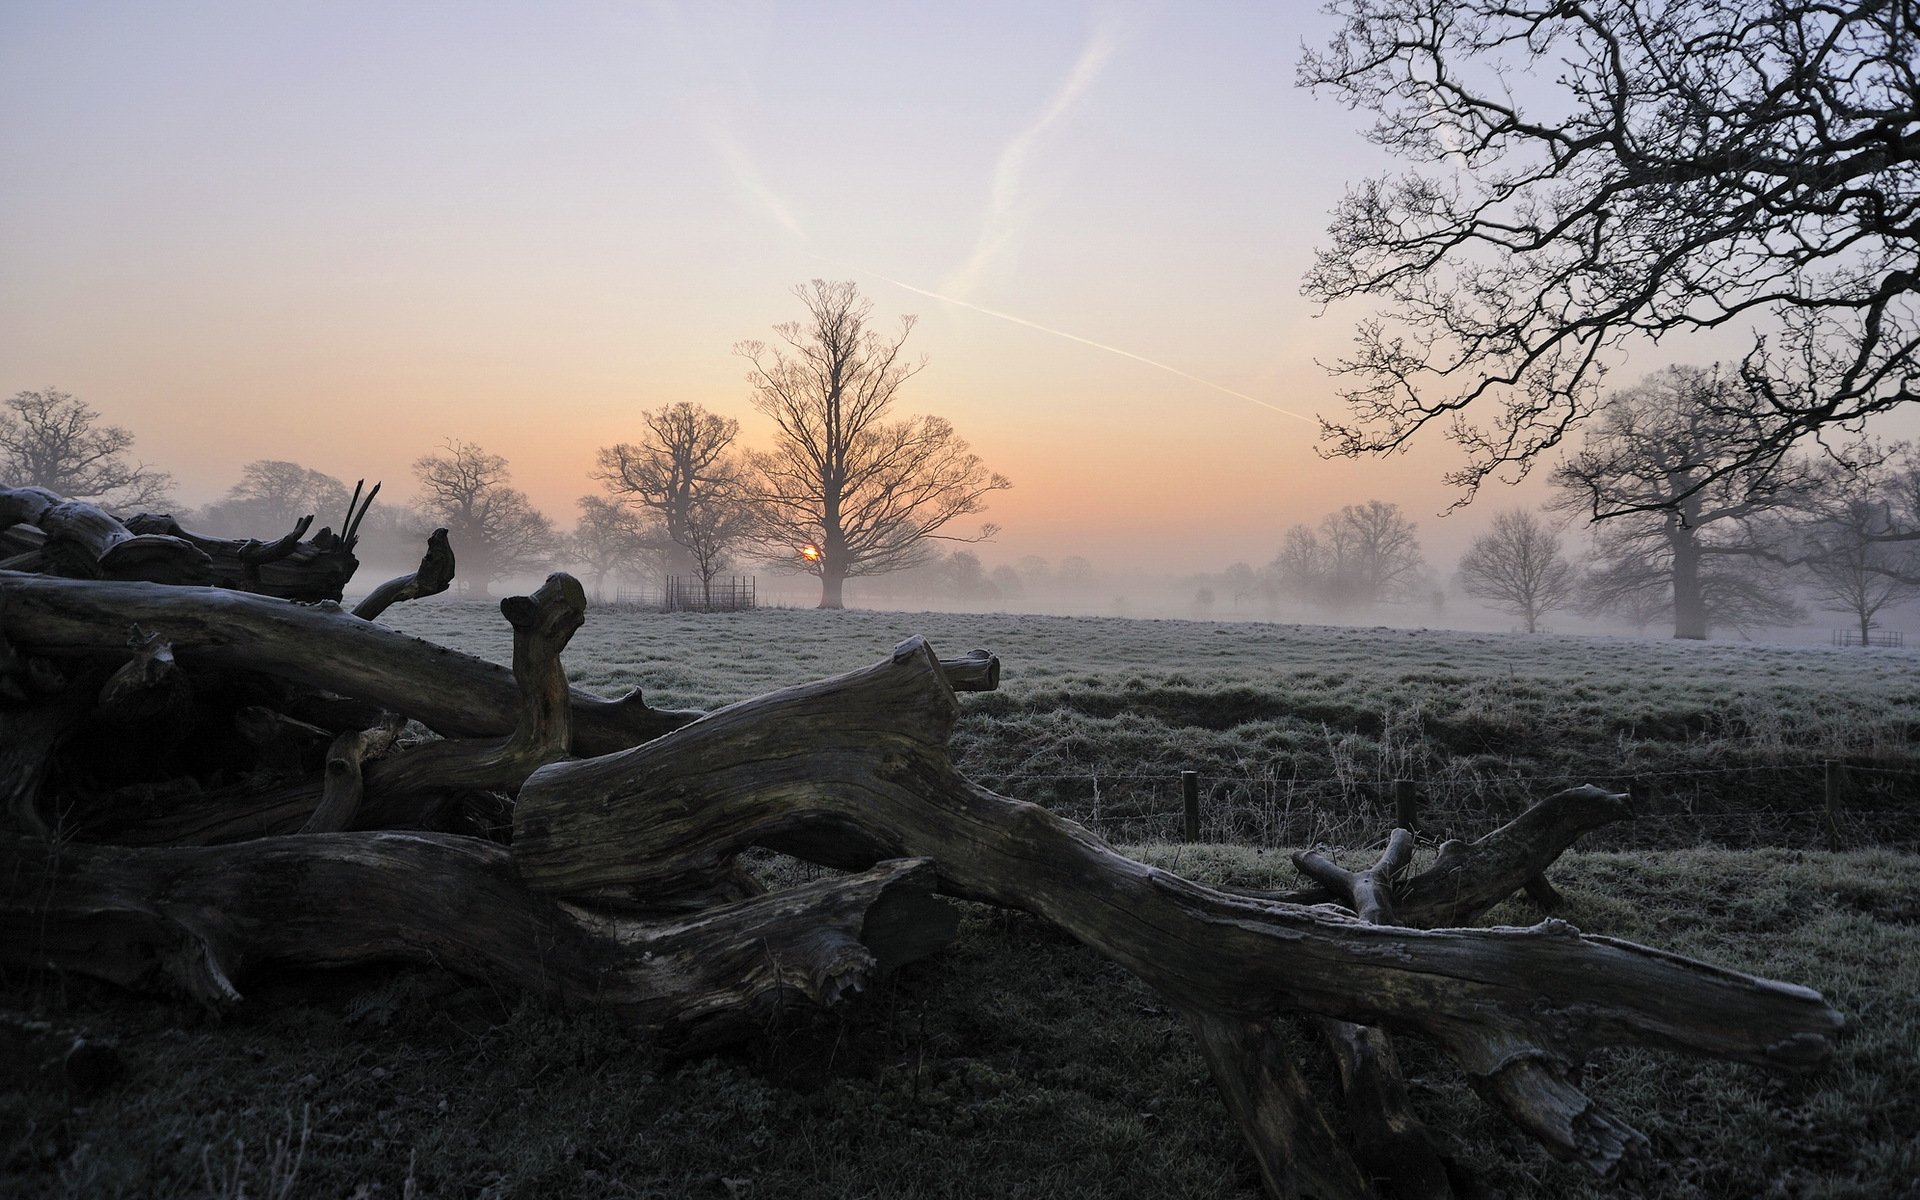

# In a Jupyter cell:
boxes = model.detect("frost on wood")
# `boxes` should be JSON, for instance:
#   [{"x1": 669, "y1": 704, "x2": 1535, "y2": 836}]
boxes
[{"x1": 0, "y1": 489, "x2": 1844, "y2": 1199}]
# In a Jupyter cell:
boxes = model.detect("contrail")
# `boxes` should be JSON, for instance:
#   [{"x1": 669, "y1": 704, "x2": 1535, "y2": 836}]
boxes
[{"x1": 867, "y1": 273, "x2": 1316, "y2": 423}]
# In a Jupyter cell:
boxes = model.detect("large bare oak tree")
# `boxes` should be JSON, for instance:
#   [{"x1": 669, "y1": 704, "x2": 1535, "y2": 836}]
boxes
[
  {"x1": 1551, "y1": 367, "x2": 1807, "y2": 639},
  {"x1": 1302, "y1": 1, "x2": 1920, "y2": 506},
  {"x1": 736, "y1": 281, "x2": 1010, "y2": 608},
  {"x1": 412, "y1": 440, "x2": 555, "y2": 594},
  {"x1": 0, "y1": 388, "x2": 173, "y2": 510},
  {"x1": 592, "y1": 403, "x2": 746, "y2": 581}
]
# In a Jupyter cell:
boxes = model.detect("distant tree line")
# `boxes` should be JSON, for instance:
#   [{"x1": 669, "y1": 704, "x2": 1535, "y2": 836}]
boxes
[{"x1": 3, "y1": 281, "x2": 1010, "y2": 607}]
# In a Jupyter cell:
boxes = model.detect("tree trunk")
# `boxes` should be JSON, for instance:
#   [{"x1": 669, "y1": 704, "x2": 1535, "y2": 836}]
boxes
[
  {"x1": 1669, "y1": 521, "x2": 1710, "y2": 640},
  {"x1": 0, "y1": 571, "x2": 702, "y2": 755},
  {"x1": 818, "y1": 561, "x2": 846, "y2": 609},
  {"x1": 0, "y1": 833, "x2": 956, "y2": 1054}
]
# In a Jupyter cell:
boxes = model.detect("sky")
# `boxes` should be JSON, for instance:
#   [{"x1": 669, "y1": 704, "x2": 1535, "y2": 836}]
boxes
[{"x1": 0, "y1": 1, "x2": 1793, "y2": 579}]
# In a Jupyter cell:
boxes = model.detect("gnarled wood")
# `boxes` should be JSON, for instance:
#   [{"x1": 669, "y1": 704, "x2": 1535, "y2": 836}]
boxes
[
  {"x1": 940, "y1": 647, "x2": 1000, "y2": 692},
  {"x1": 1187, "y1": 1010, "x2": 1376, "y2": 1200},
  {"x1": 32, "y1": 500, "x2": 211, "y2": 585},
  {"x1": 0, "y1": 571, "x2": 701, "y2": 754},
  {"x1": 351, "y1": 527, "x2": 454, "y2": 620},
  {"x1": 512, "y1": 638, "x2": 1842, "y2": 1181},
  {"x1": 1238, "y1": 785, "x2": 1636, "y2": 929},
  {"x1": 1292, "y1": 828, "x2": 1415, "y2": 926},
  {"x1": 0, "y1": 833, "x2": 957, "y2": 1052},
  {"x1": 121, "y1": 513, "x2": 361, "y2": 603},
  {"x1": 1295, "y1": 831, "x2": 1458, "y2": 1198},
  {"x1": 302, "y1": 716, "x2": 404, "y2": 834}
]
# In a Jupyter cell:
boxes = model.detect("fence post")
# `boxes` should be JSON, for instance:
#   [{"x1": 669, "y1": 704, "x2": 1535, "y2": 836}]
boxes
[
  {"x1": 1182, "y1": 771, "x2": 1200, "y2": 844},
  {"x1": 1824, "y1": 760, "x2": 1847, "y2": 851},
  {"x1": 1393, "y1": 779, "x2": 1419, "y2": 833}
]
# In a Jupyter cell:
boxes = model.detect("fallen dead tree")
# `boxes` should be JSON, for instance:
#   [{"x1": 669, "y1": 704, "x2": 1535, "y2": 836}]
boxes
[{"x1": 0, "y1": 492, "x2": 1844, "y2": 1199}]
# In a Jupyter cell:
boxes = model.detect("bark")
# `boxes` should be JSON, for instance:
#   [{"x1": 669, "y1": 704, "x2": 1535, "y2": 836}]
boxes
[
  {"x1": 0, "y1": 571, "x2": 701, "y2": 755},
  {"x1": 352, "y1": 528, "x2": 455, "y2": 621},
  {"x1": 301, "y1": 717, "x2": 405, "y2": 834},
  {"x1": 1294, "y1": 831, "x2": 1463, "y2": 1199},
  {"x1": 122, "y1": 513, "x2": 360, "y2": 603},
  {"x1": 938, "y1": 648, "x2": 1001, "y2": 692},
  {"x1": 512, "y1": 638, "x2": 1842, "y2": 1179},
  {"x1": 0, "y1": 833, "x2": 957, "y2": 1052},
  {"x1": 1670, "y1": 524, "x2": 1709, "y2": 640},
  {"x1": 88, "y1": 574, "x2": 588, "y2": 844},
  {"x1": 33, "y1": 500, "x2": 211, "y2": 585},
  {"x1": 1235, "y1": 785, "x2": 1635, "y2": 928},
  {"x1": 1187, "y1": 1011, "x2": 1376, "y2": 1200}
]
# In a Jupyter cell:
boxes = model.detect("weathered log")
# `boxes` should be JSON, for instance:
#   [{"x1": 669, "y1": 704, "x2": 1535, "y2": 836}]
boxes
[
  {"x1": 121, "y1": 513, "x2": 361, "y2": 603},
  {"x1": 940, "y1": 647, "x2": 1001, "y2": 692},
  {"x1": 94, "y1": 627, "x2": 189, "y2": 728},
  {"x1": 1294, "y1": 831, "x2": 1461, "y2": 1199},
  {"x1": 1, "y1": 687, "x2": 89, "y2": 837},
  {"x1": 351, "y1": 527, "x2": 455, "y2": 621},
  {"x1": 0, "y1": 832, "x2": 957, "y2": 1051},
  {"x1": 1292, "y1": 827, "x2": 1416, "y2": 926},
  {"x1": 1235, "y1": 785, "x2": 1636, "y2": 929},
  {"x1": 1187, "y1": 1010, "x2": 1377, "y2": 1200},
  {"x1": 82, "y1": 574, "x2": 586, "y2": 844},
  {"x1": 0, "y1": 571, "x2": 700, "y2": 755},
  {"x1": 29, "y1": 499, "x2": 212, "y2": 585},
  {"x1": 301, "y1": 716, "x2": 404, "y2": 834},
  {"x1": 512, "y1": 637, "x2": 1842, "y2": 1182}
]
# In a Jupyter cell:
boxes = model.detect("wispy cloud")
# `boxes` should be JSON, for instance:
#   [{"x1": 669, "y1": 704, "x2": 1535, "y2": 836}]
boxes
[
  {"x1": 868, "y1": 272, "x2": 1315, "y2": 424},
  {"x1": 651, "y1": 0, "x2": 806, "y2": 238},
  {"x1": 940, "y1": 20, "x2": 1119, "y2": 299},
  {"x1": 702, "y1": 112, "x2": 805, "y2": 237}
]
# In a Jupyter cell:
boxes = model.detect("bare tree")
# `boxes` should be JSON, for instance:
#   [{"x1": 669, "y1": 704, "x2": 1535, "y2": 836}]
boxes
[
  {"x1": 1791, "y1": 452, "x2": 1920, "y2": 644},
  {"x1": 0, "y1": 388, "x2": 173, "y2": 508},
  {"x1": 593, "y1": 403, "x2": 742, "y2": 578},
  {"x1": 1551, "y1": 367, "x2": 1807, "y2": 639},
  {"x1": 1303, "y1": 3, "x2": 1919, "y2": 506},
  {"x1": 412, "y1": 440, "x2": 555, "y2": 594},
  {"x1": 1457, "y1": 509, "x2": 1578, "y2": 633},
  {"x1": 568, "y1": 495, "x2": 667, "y2": 602},
  {"x1": 1267, "y1": 501, "x2": 1425, "y2": 608},
  {"x1": 1267, "y1": 523, "x2": 1331, "y2": 603},
  {"x1": 681, "y1": 483, "x2": 756, "y2": 609},
  {"x1": 737, "y1": 280, "x2": 1011, "y2": 608},
  {"x1": 198, "y1": 460, "x2": 352, "y2": 537}
]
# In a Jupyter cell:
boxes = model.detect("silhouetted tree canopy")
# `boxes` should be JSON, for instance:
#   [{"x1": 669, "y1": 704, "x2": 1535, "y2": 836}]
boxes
[
  {"x1": 198, "y1": 460, "x2": 352, "y2": 537},
  {"x1": 593, "y1": 403, "x2": 743, "y2": 579},
  {"x1": 1304, "y1": 1, "x2": 1919, "y2": 506},
  {"x1": 737, "y1": 280, "x2": 1010, "y2": 609},
  {"x1": 0, "y1": 388, "x2": 172, "y2": 509},
  {"x1": 1551, "y1": 366, "x2": 1806, "y2": 638},
  {"x1": 411, "y1": 440, "x2": 555, "y2": 593},
  {"x1": 1266, "y1": 500, "x2": 1426, "y2": 608},
  {"x1": 567, "y1": 495, "x2": 667, "y2": 601},
  {"x1": 1790, "y1": 448, "x2": 1920, "y2": 640},
  {"x1": 1456, "y1": 509, "x2": 1578, "y2": 633}
]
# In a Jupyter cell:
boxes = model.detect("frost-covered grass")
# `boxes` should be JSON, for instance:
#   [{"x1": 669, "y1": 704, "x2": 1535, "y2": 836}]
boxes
[{"x1": 378, "y1": 600, "x2": 1920, "y2": 850}]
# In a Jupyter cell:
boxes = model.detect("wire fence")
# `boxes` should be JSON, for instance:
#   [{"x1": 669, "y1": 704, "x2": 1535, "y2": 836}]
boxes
[{"x1": 958, "y1": 758, "x2": 1920, "y2": 853}]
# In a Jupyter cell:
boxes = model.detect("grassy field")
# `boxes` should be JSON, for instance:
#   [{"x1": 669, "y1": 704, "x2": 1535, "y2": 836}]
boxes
[
  {"x1": 384, "y1": 601, "x2": 1920, "y2": 849},
  {"x1": 6, "y1": 602, "x2": 1919, "y2": 1198}
]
